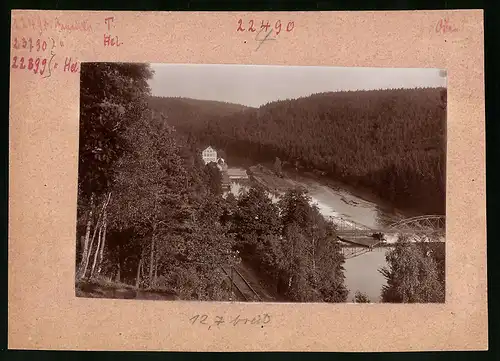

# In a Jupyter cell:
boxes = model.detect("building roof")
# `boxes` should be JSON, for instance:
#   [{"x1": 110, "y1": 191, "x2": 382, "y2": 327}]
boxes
[
  {"x1": 228, "y1": 168, "x2": 247, "y2": 176},
  {"x1": 202, "y1": 146, "x2": 216, "y2": 153}
]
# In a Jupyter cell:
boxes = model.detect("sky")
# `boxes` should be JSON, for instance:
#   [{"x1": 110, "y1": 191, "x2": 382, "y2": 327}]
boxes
[{"x1": 149, "y1": 64, "x2": 447, "y2": 108}]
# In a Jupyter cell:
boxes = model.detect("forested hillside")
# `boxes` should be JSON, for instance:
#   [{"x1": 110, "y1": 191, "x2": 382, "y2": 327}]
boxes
[
  {"x1": 148, "y1": 96, "x2": 249, "y2": 133},
  {"x1": 76, "y1": 63, "x2": 349, "y2": 303},
  {"x1": 151, "y1": 88, "x2": 447, "y2": 214}
]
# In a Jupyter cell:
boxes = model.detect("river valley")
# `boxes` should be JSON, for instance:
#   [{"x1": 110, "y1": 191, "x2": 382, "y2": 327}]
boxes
[{"x1": 225, "y1": 161, "x2": 431, "y2": 302}]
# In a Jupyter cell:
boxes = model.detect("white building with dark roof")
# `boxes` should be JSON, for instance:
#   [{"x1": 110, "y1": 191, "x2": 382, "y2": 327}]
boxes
[{"x1": 201, "y1": 146, "x2": 218, "y2": 164}]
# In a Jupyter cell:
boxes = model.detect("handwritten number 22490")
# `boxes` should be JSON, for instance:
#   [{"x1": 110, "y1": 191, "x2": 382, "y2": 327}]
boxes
[{"x1": 238, "y1": 19, "x2": 294, "y2": 35}]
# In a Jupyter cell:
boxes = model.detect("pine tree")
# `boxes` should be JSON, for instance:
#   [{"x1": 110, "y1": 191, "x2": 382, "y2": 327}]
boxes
[{"x1": 379, "y1": 237, "x2": 445, "y2": 303}]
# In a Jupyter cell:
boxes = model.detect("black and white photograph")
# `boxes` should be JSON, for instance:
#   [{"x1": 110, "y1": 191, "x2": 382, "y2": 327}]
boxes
[{"x1": 75, "y1": 63, "x2": 446, "y2": 303}]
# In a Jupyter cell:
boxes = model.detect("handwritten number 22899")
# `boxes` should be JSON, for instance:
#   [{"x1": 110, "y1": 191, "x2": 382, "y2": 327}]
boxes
[{"x1": 12, "y1": 56, "x2": 47, "y2": 75}]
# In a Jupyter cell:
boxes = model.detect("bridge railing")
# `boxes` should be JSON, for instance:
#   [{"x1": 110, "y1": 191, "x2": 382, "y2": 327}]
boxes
[{"x1": 387, "y1": 215, "x2": 445, "y2": 233}]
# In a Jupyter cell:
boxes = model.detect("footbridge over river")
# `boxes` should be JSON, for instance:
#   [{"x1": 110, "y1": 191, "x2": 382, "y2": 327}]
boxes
[{"x1": 331, "y1": 215, "x2": 446, "y2": 259}]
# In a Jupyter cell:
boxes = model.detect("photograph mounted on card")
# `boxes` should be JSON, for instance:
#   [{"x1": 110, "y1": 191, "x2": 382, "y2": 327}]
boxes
[
  {"x1": 76, "y1": 63, "x2": 447, "y2": 304},
  {"x1": 8, "y1": 10, "x2": 486, "y2": 352}
]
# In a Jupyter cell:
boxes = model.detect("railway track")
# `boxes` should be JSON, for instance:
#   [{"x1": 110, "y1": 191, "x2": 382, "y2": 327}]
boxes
[{"x1": 222, "y1": 266, "x2": 262, "y2": 302}]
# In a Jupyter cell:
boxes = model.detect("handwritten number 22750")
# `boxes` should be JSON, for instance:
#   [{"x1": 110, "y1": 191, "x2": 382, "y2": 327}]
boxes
[{"x1": 13, "y1": 37, "x2": 48, "y2": 52}]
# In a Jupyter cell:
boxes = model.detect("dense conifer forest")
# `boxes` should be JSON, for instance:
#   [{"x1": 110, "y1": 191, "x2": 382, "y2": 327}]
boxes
[
  {"x1": 76, "y1": 63, "x2": 349, "y2": 302},
  {"x1": 149, "y1": 87, "x2": 447, "y2": 215}
]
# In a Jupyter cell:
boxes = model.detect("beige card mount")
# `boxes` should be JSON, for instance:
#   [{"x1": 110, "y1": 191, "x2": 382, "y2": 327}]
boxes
[{"x1": 8, "y1": 10, "x2": 487, "y2": 351}]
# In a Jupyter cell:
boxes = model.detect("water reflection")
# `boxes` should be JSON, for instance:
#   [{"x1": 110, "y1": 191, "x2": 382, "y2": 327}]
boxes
[{"x1": 343, "y1": 248, "x2": 388, "y2": 302}]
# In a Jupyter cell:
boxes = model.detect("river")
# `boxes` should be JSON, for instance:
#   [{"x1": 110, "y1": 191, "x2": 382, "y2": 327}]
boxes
[{"x1": 225, "y1": 164, "x2": 409, "y2": 303}]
